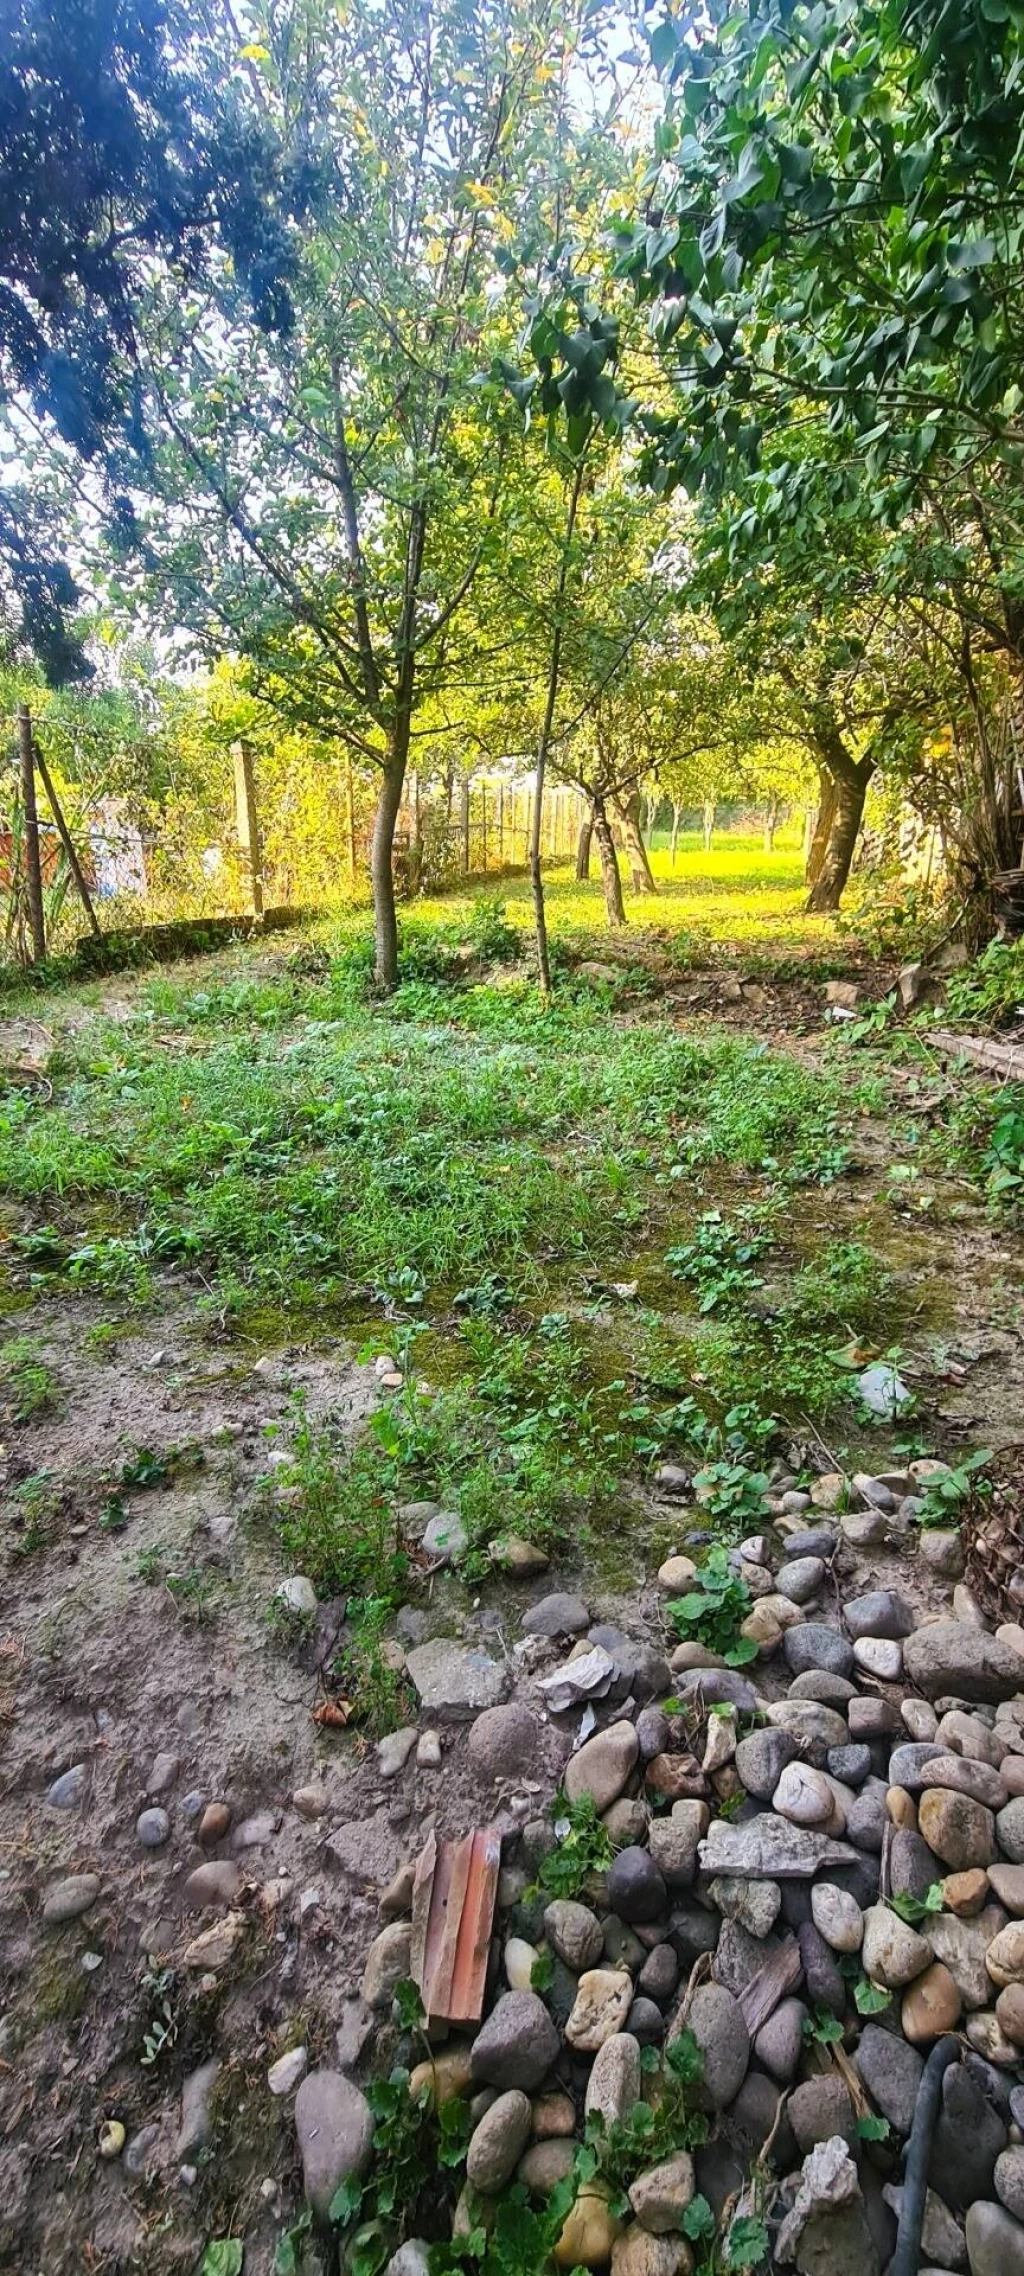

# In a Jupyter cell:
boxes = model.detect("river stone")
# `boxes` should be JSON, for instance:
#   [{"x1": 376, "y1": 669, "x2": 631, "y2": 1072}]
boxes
[
  {"x1": 989, "y1": 1864, "x2": 1024, "y2": 1914},
  {"x1": 926, "y1": 1907, "x2": 1008, "y2": 2008},
  {"x1": 177, "y1": 2057, "x2": 221, "y2": 2157},
  {"x1": 627, "y1": 2151, "x2": 696, "y2": 2234},
  {"x1": 605, "y1": 1799, "x2": 650, "y2": 1849},
  {"x1": 295, "y1": 2071, "x2": 373, "y2": 2218},
  {"x1": 965, "y1": 2201, "x2": 1024, "y2": 2275},
  {"x1": 902, "y1": 1698, "x2": 940, "y2": 1742},
  {"x1": 783, "y1": 1623, "x2": 855, "y2": 1679},
  {"x1": 605, "y1": 1849, "x2": 667, "y2": 1925},
  {"x1": 714, "y1": 1917, "x2": 774, "y2": 1997},
  {"x1": 855, "y1": 2022, "x2": 924, "y2": 2135},
  {"x1": 811, "y1": 1882, "x2": 863, "y2": 1953},
  {"x1": 553, "y1": 2183, "x2": 622, "y2": 2268},
  {"x1": 137, "y1": 1807, "x2": 170, "y2": 1849},
  {"x1": 855, "y1": 1637, "x2": 904, "y2": 1681},
  {"x1": 585, "y1": 2033, "x2": 642, "y2": 2127},
  {"x1": 765, "y1": 1701, "x2": 850, "y2": 1760},
  {"x1": 361, "y1": 1923, "x2": 412, "y2": 2010},
  {"x1": 789, "y1": 1670, "x2": 858, "y2": 1708},
  {"x1": 404, "y1": 1639, "x2": 510, "y2": 1721},
  {"x1": 734, "y1": 1727, "x2": 800, "y2": 1800},
  {"x1": 638, "y1": 1944, "x2": 678, "y2": 2002},
  {"x1": 182, "y1": 1861, "x2": 242, "y2": 1909},
  {"x1": 996, "y1": 2149, "x2": 1024, "y2": 2223},
  {"x1": 626, "y1": 1998, "x2": 664, "y2": 2045},
  {"x1": 636, "y1": 1707, "x2": 670, "y2": 1761},
  {"x1": 45, "y1": 1763, "x2": 87, "y2": 1810},
  {"x1": 708, "y1": 1876, "x2": 781, "y2": 1938},
  {"x1": 269, "y1": 2047, "x2": 308, "y2": 2097},
  {"x1": 566, "y1": 1970, "x2": 634, "y2": 2051},
  {"x1": 775, "y1": 1557, "x2": 826, "y2": 1605},
  {"x1": 522, "y1": 1593, "x2": 590, "y2": 1636},
  {"x1": 42, "y1": 1873, "x2": 101, "y2": 1924},
  {"x1": 918, "y1": 1790, "x2": 996, "y2": 1871},
  {"x1": 468, "y1": 1702, "x2": 542, "y2": 1781},
  {"x1": 798, "y1": 1920, "x2": 846, "y2": 2017},
  {"x1": 789, "y1": 2076, "x2": 857, "y2": 2154},
  {"x1": 518, "y1": 2139, "x2": 578, "y2": 2198},
  {"x1": 844, "y1": 1589, "x2": 914, "y2": 1642},
  {"x1": 466, "y1": 2090, "x2": 532, "y2": 2191},
  {"x1": 773, "y1": 1761, "x2": 835, "y2": 1827},
  {"x1": 471, "y1": 1993, "x2": 560, "y2": 2090},
  {"x1": 679, "y1": 1983, "x2": 749, "y2": 2110},
  {"x1": 648, "y1": 1806, "x2": 705, "y2": 1889},
  {"x1": 844, "y1": 1780, "x2": 890, "y2": 1853},
  {"x1": 564, "y1": 1722, "x2": 639, "y2": 1813},
  {"x1": 985, "y1": 1920, "x2": 1024, "y2": 1988},
  {"x1": 902, "y1": 1960, "x2": 963, "y2": 2044},
  {"x1": 882, "y1": 2183, "x2": 966, "y2": 2271},
  {"x1": 861, "y1": 1903, "x2": 933, "y2": 1989},
  {"x1": 903, "y1": 1622, "x2": 1024, "y2": 1705},
  {"x1": 699, "y1": 1818, "x2": 858, "y2": 1879},
  {"x1": 997, "y1": 1801, "x2": 1024, "y2": 1863},
  {"x1": 828, "y1": 1744, "x2": 872, "y2": 1787},
  {"x1": 668, "y1": 1668, "x2": 759, "y2": 1712},
  {"x1": 544, "y1": 1900, "x2": 604, "y2": 1972},
  {"x1": 928, "y1": 2062, "x2": 1008, "y2": 2205},
  {"x1": 781, "y1": 1526, "x2": 836, "y2": 1559},
  {"x1": 849, "y1": 1696, "x2": 900, "y2": 1740},
  {"x1": 922, "y1": 1755, "x2": 1009, "y2": 1810},
  {"x1": 667, "y1": 1896, "x2": 720, "y2": 1966},
  {"x1": 754, "y1": 1997, "x2": 806, "y2": 2083},
  {"x1": 610, "y1": 2232, "x2": 689, "y2": 2276},
  {"x1": 891, "y1": 1828, "x2": 943, "y2": 1902}
]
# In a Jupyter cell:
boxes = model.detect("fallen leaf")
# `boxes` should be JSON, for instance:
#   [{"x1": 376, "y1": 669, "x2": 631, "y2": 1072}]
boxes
[{"x1": 312, "y1": 1698, "x2": 354, "y2": 1728}]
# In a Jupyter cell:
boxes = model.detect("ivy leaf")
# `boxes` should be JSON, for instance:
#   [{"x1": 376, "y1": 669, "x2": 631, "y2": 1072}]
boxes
[
  {"x1": 682, "y1": 2194, "x2": 716, "y2": 2241},
  {"x1": 854, "y1": 1978, "x2": 892, "y2": 2016}
]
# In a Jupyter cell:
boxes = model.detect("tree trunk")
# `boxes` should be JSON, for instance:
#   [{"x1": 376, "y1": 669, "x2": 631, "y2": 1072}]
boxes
[
  {"x1": 531, "y1": 458, "x2": 586, "y2": 995},
  {"x1": 615, "y1": 790, "x2": 657, "y2": 892},
  {"x1": 18, "y1": 706, "x2": 45, "y2": 964},
  {"x1": 763, "y1": 795, "x2": 780, "y2": 852},
  {"x1": 371, "y1": 741, "x2": 408, "y2": 988},
  {"x1": 460, "y1": 779, "x2": 471, "y2": 874},
  {"x1": 806, "y1": 769, "x2": 870, "y2": 912},
  {"x1": 593, "y1": 797, "x2": 626, "y2": 927},
  {"x1": 346, "y1": 753, "x2": 357, "y2": 881},
  {"x1": 670, "y1": 802, "x2": 681, "y2": 865},
  {"x1": 805, "y1": 772, "x2": 837, "y2": 887},
  {"x1": 701, "y1": 798, "x2": 716, "y2": 853},
  {"x1": 576, "y1": 805, "x2": 593, "y2": 880}
]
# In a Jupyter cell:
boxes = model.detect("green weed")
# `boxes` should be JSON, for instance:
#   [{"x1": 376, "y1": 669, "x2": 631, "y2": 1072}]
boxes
[
  {"x1": 0, "y1": 1335, "x2": 58, "y2": 1420},
  {"x1": 665, "y1": 1546, "x2": 758, "y2": 1666}
]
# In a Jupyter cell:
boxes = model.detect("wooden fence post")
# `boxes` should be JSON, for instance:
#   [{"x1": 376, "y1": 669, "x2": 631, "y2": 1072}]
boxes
[
  {"x1": 346, "y1": 754, "x2": 357, "y2": 881},
  {"x1": 32, "y1": 741, "x2": 101, "y2": 937},
  {"x1": 498, "y1": 785, "x2": 505, "y2": 867},
  {"x1": 18, "y1": 705, "x2": 46, "y2": 962},
  {"x1": 461, "y1": 779, "x2": 471, "y2": 874},
  {"x1": 232, "y1": 737, "x2": 264, "y2": 916}
]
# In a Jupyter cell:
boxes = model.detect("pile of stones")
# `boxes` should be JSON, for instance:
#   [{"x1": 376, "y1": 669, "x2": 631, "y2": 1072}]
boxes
[{"x1": 292, "y1": 1463, "x2": 1024, "y2": 2276}]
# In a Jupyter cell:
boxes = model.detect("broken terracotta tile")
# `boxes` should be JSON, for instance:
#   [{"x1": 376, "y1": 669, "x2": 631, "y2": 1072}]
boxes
[{"x1": 410, "y1": 1824, "x2": 501, "y2": 2025}]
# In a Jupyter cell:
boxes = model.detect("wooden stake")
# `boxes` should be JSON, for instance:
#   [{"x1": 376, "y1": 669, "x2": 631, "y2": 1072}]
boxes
[
  {"x1": 346, "y1": 753, "x2": 356, "y2": 880},
  {"x1": 32, "y1": 742, "x2": 101, "y2": 936},
  {"x1": 17, "y1": 705, "x2": 46, "y2": 963},
  {"x1": 232, "y1": 737, "x2": 264, "y2": 917}
]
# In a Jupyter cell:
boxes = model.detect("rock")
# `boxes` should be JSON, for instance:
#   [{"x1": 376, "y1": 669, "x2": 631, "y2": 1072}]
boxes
[
  {"x1": 137, "y1": 1807, "x2": 170, "y2": 1849},
  {"x1": 198, "y1": 1802, "x2": 231, "y2": 1845},
  {"x1": 855, "y1": 2022, "x2": 924, "y2": 2135},
  {"x1": 553, "y1": 2183, "x2": 622, "y2": 2268},
  {"x1": 919, "y1": 1529, "x2": 965, "y2": 1578},
  {"x1": 422, "y1": 1509, "x2": 468, "y2": 1563},
  {"x1": 924, "y1": 1907, "x2": 1006, "y2": 2007},
  {"x1": 708, "y1": 1876, "x2": 780, "y2": 1938},
  {"x1": 998, "y1": 1801, "x2": 1024, "y2": 1864},
  {"x1": 586, "y1": 2034, "x2": 642, "y2": 2128},
  {"x1": 811, "y1": 1882, "x2": 863, "y2": 1953},
  {"x1": 799, "y1": 1920, "x2": 846, "y2": 2017},
  {"x1": 754, "y1": 1997, "x2": 806, "y2": 2082},
  {"x1": 182, "y1": 1911, "x2": 245, "y2": 1969},
  {"x1": 858, "y1": 1362, "x2": 911, "y2": 1417},
  {"x1": 471, "y1": 1993, "x2": 560, "y2": 2091},
  {"x1": 657, "y1": 1556, "x2": 698, "y2": 1593},
  {"x1": 989, "y1": 1865, "x2": 1024, "y2": 1915},
  {"x1": 841, "y1": 1507, "x2": 889, "y2": 1549},
  {"x1": 734, "y1": 1728, "x2": 800, "y2": 1800},
  {"x1": 636, "y1": 1707, "x2": 670, "y2": 1761},
  {"x1": 773, "y1": 1762, "x2": 835, "y2": 1827},
  {"x1": 146, "y1": 1751, "x2": 179, "y2": 1796},
  {"x1": 177, "y1": 2058, "x2": 221, "y2": 2157},
  {"x1": 361, "y1": 1922, "x2": 412, "y2": 2010},
  {"x1": 638, "y1": 1944, "x2": 678, "y2": 2002},
  {"x1": 776, "y1": 2135, "x2": 881, "y2": 2276},
  {"x1": 233, "y1": 1809, "x2": 281, "y2": 1850},
  {"x1": 42, "y1": 1874, "x2": 101, "y2": 1924},
  {"x1": 533, "y1": 2091, "x2": 576, "y2": 2138},
  {"x1": 701, "y1": 1710, "x2": 737, "y2": 1775},
  {"x1": 385, "y1": 2245, "x2": 432, "y2": 2276},
  {"x1": 276, "y1": 1575, "x2": 317, "y2": 1615},
  {"x1": 845, "y1": 1589, "x2": 914, "y2": 1642},
  {"x1": 466, "y1": 2090, "x2": 533, "y2": 2191},
  {"x1": 904, "y1": 1623, "x2": 1024, "y2": 1706},
  {"x1": 965, "y1": 2201, "x2": 1024, "y2": 2275},
  {"x1": 408, "y1": 2048, "x2": 475, "y2": 2105},
  {"x1": 491, "y1": 1536, "x2": 549, "y2": 1577},
  {"x1": 469, "y1": 1702, "x2": 542, "y2": 1781},
  {"x1": 545, "y1": 1901, "x2": 604, "y2": 1972},
  {"x1": 566, "y1": 1970, "x2": 634, "y2": 2051},
  {"x1": 519, "y1": 2140, "x2": 577, "y2": 2195},
  {"x1": 505, "y1": 1937, "x2": 540, "y2": 1992},
  {"x1": 628, "y1": 2152, "x2": 696, "y2": 2234},
  {"x1": 889, "y1": 1743, "x2": 945, "y2": 1791},
  {"x1": 810, "y1": 1474, "x2": 846, "y2": 1510},
  {"x1": 269, "y1": 2047, "x2": 308, "y2": 2096},
  {"x1": 564, "y1": 1722, "x2": 639, "y2": 1814},
  {"x1": 417, "y1": 1729, "x2": 442, "y2": 1769},
  {"x1": 46, "y1": 1764, "x2": 87, "y2": 1810},
  {"x1": 522, "y1": 1593, "x2": 591, "y2": 1637},
  {"x1": 882, "y1": 2184, "x2": 966, "y2": 2270},
  {"x1": 294, "y1": 1784, "x2": 328, "y2": 1822},
  {"x1": 789, "y1": 2076, "x2": 856, "y2": 2153},
  {"x1": 923, "y1": 1756, "x2": 1009, "y2": 1810},
  {"x1": 626, "y1": 1998, "x2": 665, "y2": 2045},
  {"x1": 699, "y1": 1818, "x2": 857, "y2": 1879},
  {"x1": 775, "y1": 1557, "x2": 826, "y2": 1604},
  {"x1": 714, "y1": 1916, "x2": 773, "y2": 1997},
  {"x1": 855, "y1": 1639, "x2": 904, "y2": 1680},
  {"x1": 929, "y1": 2063, "x2": 1008, "y2": 2206},
  {"x1": 861, "y1": 1903, "x2": 933, "y2": 1988},
  {"x1": 377, "y1": 1727, "x2": 418, "y2": 1780},
  {"x1": 943, "y1": 1870, "x2": 991, "y2": 1920},
  {"x1": 891, "y1": 1829, "x2": 943, "y2": 1902},
  {"x1": 997, "y1": 2149, "x2": 1024, "y2": 2221},
  {"x1": 902, "y1": 1699, "x2": 940, "y2": 1741},
  {"x1": 404, "y1": 1640, "x2": 510, "y2": 1721},
  {"x1": 605, "y1": 1798, "x2": 650, "y2": 1848},
  {"x1": 986, "y1": 1921, "x2": 1024, "y2": 1989},
  {"x1": 610, "y1": 2231, "x2": 690, "y2": 2276},
  {"x1": 967, "y1": 2010, "x2": 1021, "y2": 2065},
  {"x1": 919, "y1": 1790, "x2": 996, "y2": 1872},
  {"x1": 182, "y1": 1861, "x2": 242, "y2": 1909},
  {"x1": 680, "y1": 1983, "x2": 749, "y2": 2110},
  {"x1": 380, "y1": 1864, "x2": 415, "y2": 1923},
  {"x1": 765, "y1": 1701, "x2": 850, "y2": 1759},
  {"x1": 791, "y1": 1670, "x2": 858, "y2": 1708},
  {"x1": 938, "y1": 1710, "x2": 1004, "y2": 1767},
  {"x1": 902, "y1": 1960, "x2": 962, "y2": 2043},
  {"x1": 828, "y1": 1744, "x2": 872, "y2": 1786},
  {"x1": 605, "y1": 1849, "x2": 667, "y2": 1924},
  {"x1": 294, "y1": 2070, "x2": 373, "y2": 2219},
  {"x1": 644, "y1": 1754, "x2": 705, "y2": 1803}
]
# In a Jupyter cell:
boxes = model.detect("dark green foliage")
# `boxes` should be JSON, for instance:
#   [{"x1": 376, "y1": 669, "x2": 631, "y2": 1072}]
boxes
[
  {"x1": 533, "y1": 1795, "x2": 613, "y2": 1901},
  {"x1": 665, "y1": 1545, "x2": 757, "y2": 1666}
]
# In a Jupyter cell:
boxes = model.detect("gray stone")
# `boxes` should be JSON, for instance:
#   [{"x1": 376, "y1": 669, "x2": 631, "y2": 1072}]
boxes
[
  {"x1": 667, "y1": 1668, "x2": 759, "y2": 1713},
  {"x1": 588, "y1": 1625, "x2": 671, "y2": 1703},
  {"x1": 997, "y1": 2149, "x2": 1024, "y2": 2224},
  {"x1": 679, "y1": 1983, "x2": 749, "y2": 2111},
  {"x1": 668, "y1": 1896, "x2": 720, "y2": 1967},
  {"x1": 377, "y1": 1727, "x2": 418, "y2": 1780},
  {"x1": 700, "y1": 1817, "x2": 857, "y2": 1879},
  {"x1": 891, "y1": 1828, "x2": 943, "y2": 1902},
  {"x1": 844, "y1": 1781, "x2": 889, "y2": 1853},
  {"x1": 233, "y1": 1809, "x2": 280, "y2": 1849},
  {"x1": 811, "y1": 1882, "x2": 863, "y2": 1954},
  {"x1": 627, "y1": 2149, "x2": 696, "y2": 2234},
  {"x1": 137, "y1": 1807, "x2": 170, "y2": 1849},
  {"x1": 855, "y1": 2022, "x2": 924, "y2": 2136},
  {"x1": 928, "y1": 2064, "x2": 1007, "y2": 2206},
  {"x1": 734, "y1": 1727, "x2": 800, "y2": 1800},
  {"x1": 926, "y1": 1908, "x2": 1008, "y2": 2011},
  {"x1": 468, "y1": 1702, "x2": 542, "y2": 1781},
  {"x1": 181, "y1": 1861, "x2": 242, "y2": 1909},
  {"x1": 766, "y1": 1701, "x2": 851, "y2": 1761},
  {"x1": 294, "y1": 2070, "x2": 373, "y2": 2218},
  {"x1": 470, "y1": 1993, "x2": 560, "y2": 2091},
  {"x1": 124, "y1": 2124, "x2": 164, "y2": 2177},
  {"x1": 998, "y1": 1800, "x2": 1024, "y2": 1864},
  {"x1": 422, "y1": 1509, "x2": 468, "y2": 1564},
  {"x1": 781, "y1": 1529, "x2": 837, "y2": 1561},
  {"x1": 466, "y1": 2090, "x2": 532, "y2": 2191},
  {"x1": 965, "y1": 2201, "x2": 1024, "y2": 2275},
  {"x1": 626, "y1": 1998, "x2": 664, "y2": 2045},
  {"x1": 904, "y1": 1623, "x2": 1024, "y2": 1706},
  {"x1": 638, "y1": 1944, "x2": 678, "y2": 2002},
  {"x1": 404, "y1": 1639, "x2": 511, "y2": 1721},
  {"x1": 848, "y1": 1696, "x2": 900, "y2": 1739},
  {"x1": 146, "y1": 1751, "x2": 180, "y2": 1796},
  {"x1": 45, "y1": 1764, "x2": 87, "y2": 1810},
  {"x1": 799, "y1": 1920, "x2": 846, "y2": 2016},
  {"x1": 882, "y1": 2184, "x2": 966, "y2": 2271},
  {"x1": 385, "y1": 2244, "x2": 432, "y2": 2276},
  {"x1": 544, "y1": 1900, "x2": 604, "y2": 1972},
  {"x1": 177, "y1": 2059, "x2": 220, "y2": 2158},
  {"x1": 844, "y1": 1589, "x2": 914, "y2": 1642},
  {"x1": 828, "y1": 1745, "x2": 871, "y2": 1786},
  {"x1": 42, "y1": 1873, "x2": 101, "y2": 1924},
  {"x1": 889, "y1": 1742, "x2": 945, "y2": 1791},
  {"x1": 564, "y1": 1721, "x2": 639, "y2": 1813},
  {"x1": 361, "y1": 1922, "x2": 412, "y2": 2010},
  {"x1": 707, "y1": 1876, "x2": 781, "y2": 1938},
  {"x1": 754, "y1": 1996, "x2": 806, "y2": 2082},
  {"x1": 789, "y1": 2075, "x2": 856, "y2": 2153},
  {"x1": 648, "y1": 1806, "x2": 704, "y2": 1890},
  {"x1": 729, "y1": 2072, "x2": 793, "y2": 2164},
  {"x1": 783, "y1": 1624, "x2": 855, "y2": 1679},
  {"x1": 775, "y1": 1557, "x2": 826, "y2": 1605},
  {"x1": 605, "y1": 1848, "x2": 666, "y2": 1925},
  {"x1": 268, "y1": 2047, "x2": 309, "y2": 2097},
  {"x1": 789, "y1": 1669, "x2": 858, "y2": 1707},
  {"x1": 636, "y1": 1707, "x2": 670, "y2": 1761},
  {"x1": 714, "y1": 1916, "x2": 773, "y2": 1996},
  {"x1": 585, "y1": 2033, "x2": 642, "y2": 2128},
  {"x1": 776, "y1": 2134, "x2": 881, "y2": 2276},
  {"x1": 522, "y1": 1593, "x2": 590, "y2": 1637}
]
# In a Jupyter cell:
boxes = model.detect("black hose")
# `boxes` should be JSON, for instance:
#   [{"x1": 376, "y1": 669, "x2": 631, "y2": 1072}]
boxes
[{"x1": 889, "y1": 2034, "x2": 961, "y2": 2276}]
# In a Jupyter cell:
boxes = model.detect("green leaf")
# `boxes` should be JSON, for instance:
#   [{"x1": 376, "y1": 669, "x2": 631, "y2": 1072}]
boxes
[
  {"x1": 666, "y1": 2027, "x2": 705, "y2": 2084},
  {"x1": 856, "y1": 2112, "x2": 891, "y2": 2141},
  {"x1": 682, "y1": 2194, "x2": 716, "y2": 2241},
  {"x1": 392, "y1": 1977, "x2": 425, "y2": 2031},
  {"x1": 202, "y1": 2247, "x2": 244, "y2": 2276},
  {"x1": 854, "y1": 1977, "x2": 892, "y2": 2015},
  {"x1": 726, "y1": 2213, "x2": 769, "y2": 2269},
  {"x1": 329, "y1": 2176, "x2": 366, "y2": 2227}
]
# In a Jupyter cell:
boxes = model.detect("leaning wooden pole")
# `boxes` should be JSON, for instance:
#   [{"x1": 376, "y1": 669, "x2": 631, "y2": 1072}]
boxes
[
  {"x1": 17, "y1": 705, "x2": 46, "y2": 963},
  {"x1": 32, "y1": 742, "x2": 101, "y2": 937}
]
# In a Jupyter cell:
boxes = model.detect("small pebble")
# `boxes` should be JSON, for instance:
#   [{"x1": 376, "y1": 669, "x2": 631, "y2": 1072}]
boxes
[{"x1": 136, "y1": 1808, "x2": 171, "y2": 1849}]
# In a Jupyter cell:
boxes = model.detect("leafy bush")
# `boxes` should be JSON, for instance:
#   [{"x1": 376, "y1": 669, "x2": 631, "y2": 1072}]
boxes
[
  {"x1": 944, "y1": 938, "x2": 1024, "y2": 1030},
  {"x1": 665, "y1": 1546, "x2": 757, "y2": 1666}
]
